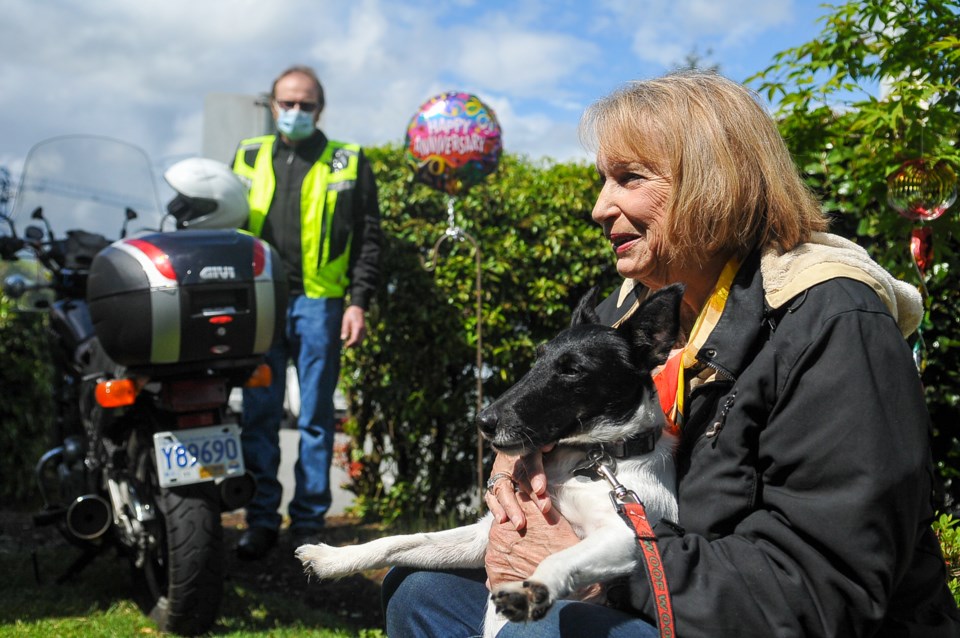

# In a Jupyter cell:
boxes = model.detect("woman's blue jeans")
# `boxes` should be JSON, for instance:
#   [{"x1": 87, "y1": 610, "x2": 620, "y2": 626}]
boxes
[
  {"x1": 241, "y1": 295, "x2": 343, "y2": 532},
  {"x1": 382, "y1": 567, "x2": 659, "y2": 637}
]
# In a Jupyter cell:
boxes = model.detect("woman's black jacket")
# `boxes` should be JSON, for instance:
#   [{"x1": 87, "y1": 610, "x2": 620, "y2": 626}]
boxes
[{"x1": 596, "y1": 250, "x2": 960, "y2": 637}]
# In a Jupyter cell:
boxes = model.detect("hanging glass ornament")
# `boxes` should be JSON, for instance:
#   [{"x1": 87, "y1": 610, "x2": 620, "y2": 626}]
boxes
[
  {"x1": 886, "y1": 159, "x2": 957, "y2": 222},
  {"x1": 906, "y1": 224, "x2": 933, "y2": 375},
  {"x1": 912, "y1": 332, "x2": 927, "y2": 374},
  {"x1": 910, "y1": 225, "x2": 934, "y2": 274}
]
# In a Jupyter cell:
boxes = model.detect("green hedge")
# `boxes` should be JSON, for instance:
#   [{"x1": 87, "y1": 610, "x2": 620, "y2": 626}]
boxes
[
  {"x1": 0, "y1": 297, "x2": 52, "y2": 506},
  {"x1": 337, "y1": 147, "x2": 610, "y2": 521},
  {"x1": 337, "y1": 145, "x2": 960, "y2": 521},
  {"x1": 5, "y1": 143, "x2": 959, "y2": 520},
  {"x1": 749, "y1": 0, "x2": 960, "y2": 509}
]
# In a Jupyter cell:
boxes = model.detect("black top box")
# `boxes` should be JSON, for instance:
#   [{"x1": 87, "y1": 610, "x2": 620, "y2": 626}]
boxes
[{"x1": 87, "y1": 230, "x2": 286, "y2": 371}]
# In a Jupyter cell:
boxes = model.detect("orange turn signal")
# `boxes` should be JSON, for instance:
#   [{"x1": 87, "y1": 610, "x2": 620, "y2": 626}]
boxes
[
  {"x1": 95, "y1": 378, "x2": 140, "y2": 408},
  {"x1": 244, "y1": 363, "x2": 272, "y2": 388}
]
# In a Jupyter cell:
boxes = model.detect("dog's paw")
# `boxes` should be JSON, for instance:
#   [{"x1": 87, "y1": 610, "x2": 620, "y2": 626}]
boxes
[
  {"x1": 294, "y1": 543, "x2": 343, "y2": 578},
  {"x1": 491, "y1": 580, "x2": 553, "y2": 622}
]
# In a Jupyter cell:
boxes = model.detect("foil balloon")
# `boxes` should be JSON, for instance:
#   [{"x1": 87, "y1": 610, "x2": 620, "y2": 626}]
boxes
[
  {"x1": 886, "y1": 158, "x2": 958, "y2": 222},
  {"x1": 405, "y1": 92, "x2": 503, "y2": 196}
]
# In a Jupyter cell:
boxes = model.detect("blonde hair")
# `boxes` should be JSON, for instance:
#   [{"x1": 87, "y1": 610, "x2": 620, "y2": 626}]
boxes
[{"x1": 579, "y1": 71, "x2": 827, "y2": 260}]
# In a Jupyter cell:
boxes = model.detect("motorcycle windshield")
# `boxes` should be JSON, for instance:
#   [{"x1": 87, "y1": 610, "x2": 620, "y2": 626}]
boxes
[{"x1": 10, "y1": 135, "x2": 168, "y2": 242}]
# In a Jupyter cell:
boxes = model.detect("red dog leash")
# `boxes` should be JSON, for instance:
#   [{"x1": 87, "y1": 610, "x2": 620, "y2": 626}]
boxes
[
  {"x1": 585, "y1": 450, "x2": 677, "y2": 638},
  {"x1": 618, "y1": 501, "x2": 676, "y2": 638}
]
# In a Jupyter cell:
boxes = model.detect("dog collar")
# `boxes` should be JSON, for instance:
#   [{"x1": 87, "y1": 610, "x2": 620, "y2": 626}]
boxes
[
  {"x1": 605, "y1": 427, "x2": 662, "y2": 458},
  {"x1": 571, "y1": 427, "x2": 662, "y2": 480}
]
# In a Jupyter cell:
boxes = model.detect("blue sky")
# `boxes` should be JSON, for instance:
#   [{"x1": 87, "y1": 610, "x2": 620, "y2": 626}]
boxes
[{"x1": 0, "y1": 0, "x2": 839, "y2": 179}]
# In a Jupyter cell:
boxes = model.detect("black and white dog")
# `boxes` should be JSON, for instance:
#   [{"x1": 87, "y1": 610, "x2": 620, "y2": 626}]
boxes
[{"x1": 297, "y1": 284, "x2": 683, "y2": 636}]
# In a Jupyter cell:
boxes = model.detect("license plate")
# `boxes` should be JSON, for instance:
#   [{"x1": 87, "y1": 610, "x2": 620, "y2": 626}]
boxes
[{"x1": 153, "y1": 424, "x2": 245, "y2": 488}]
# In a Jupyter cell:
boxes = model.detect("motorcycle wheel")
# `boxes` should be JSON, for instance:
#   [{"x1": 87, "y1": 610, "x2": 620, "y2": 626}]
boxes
[{"x1": 134, "y1": 450, "x2": 225, "y2": 636}]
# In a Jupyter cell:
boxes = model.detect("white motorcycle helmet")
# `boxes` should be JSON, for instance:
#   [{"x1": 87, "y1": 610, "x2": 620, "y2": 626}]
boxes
[{"x1": 163, "y1": 158, "x2": 249, "y2": 230}]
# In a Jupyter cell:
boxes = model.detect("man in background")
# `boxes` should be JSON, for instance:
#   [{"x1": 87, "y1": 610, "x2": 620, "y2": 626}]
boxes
[{"x1": 232, "y1": 64, "x2": 382, "y2": 559}]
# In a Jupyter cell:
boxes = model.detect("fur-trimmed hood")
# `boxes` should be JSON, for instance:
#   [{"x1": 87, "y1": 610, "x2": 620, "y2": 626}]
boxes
[
  {"x1": 760, "y1": 232, "x2": 923, "y2": 337},
  {"x1": 613, "y1": 232, "x2": 923, "y2": 337}
]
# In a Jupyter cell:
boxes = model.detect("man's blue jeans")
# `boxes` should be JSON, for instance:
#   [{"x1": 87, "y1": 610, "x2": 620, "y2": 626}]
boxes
[
  {"x1": 382, "y1": 567, "x2": 660, "y2": 637},
  {"x1": 241, "y1": 295, "x2": 343, "y2": 532}
]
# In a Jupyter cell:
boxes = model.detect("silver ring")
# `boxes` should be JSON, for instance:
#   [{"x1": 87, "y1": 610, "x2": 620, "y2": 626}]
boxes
[{"x1": 485, "y1": 472, "x2": 514, "y2": 494}]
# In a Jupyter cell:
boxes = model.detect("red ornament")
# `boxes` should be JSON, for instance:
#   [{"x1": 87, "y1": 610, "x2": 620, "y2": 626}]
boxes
[
  {"x1": 910, "y1": 225, "x2": 934, "y2": 274},
  {"x1": 886, "y1": 159, "x2": 957, "y2": 222}
]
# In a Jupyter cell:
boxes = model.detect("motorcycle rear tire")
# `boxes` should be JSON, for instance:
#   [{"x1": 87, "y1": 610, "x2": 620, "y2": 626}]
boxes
[{"x1": 137, "y1": 482, "x2": 224, "y2": 636}]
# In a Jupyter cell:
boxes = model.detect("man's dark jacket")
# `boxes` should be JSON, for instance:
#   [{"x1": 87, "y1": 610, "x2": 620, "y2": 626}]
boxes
[
  {"x1": 244, "y1": 131, "x2": 381, "y2": 308},
  {"x1": 596, "y1": 249, "x2": 960, "y2": 637}
]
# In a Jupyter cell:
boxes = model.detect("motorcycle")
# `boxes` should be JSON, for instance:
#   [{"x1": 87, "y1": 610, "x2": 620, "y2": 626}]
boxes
[{"x1": 0, "y1": 135, "x2": 285, "y2": 635}]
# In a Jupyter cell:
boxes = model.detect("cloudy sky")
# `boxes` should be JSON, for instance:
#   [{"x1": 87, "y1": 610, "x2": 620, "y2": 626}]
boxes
[{"x1": 1, "y1": 0, "x2": 836, "y2": 181}]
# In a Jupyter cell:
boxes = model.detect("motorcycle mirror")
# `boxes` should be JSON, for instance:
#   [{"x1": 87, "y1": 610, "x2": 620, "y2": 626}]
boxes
[
  {"x1": 121, "y1": 207, "x2": 138, "y2": 239},
  {"x1": 29, "y1": 207, "x2": 55, "y2": 241}
]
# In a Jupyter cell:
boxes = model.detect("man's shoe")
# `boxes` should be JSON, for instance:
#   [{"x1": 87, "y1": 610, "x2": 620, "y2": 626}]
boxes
[{"x1": 236, "y1": 527, "x2": 278, "y2": 560}]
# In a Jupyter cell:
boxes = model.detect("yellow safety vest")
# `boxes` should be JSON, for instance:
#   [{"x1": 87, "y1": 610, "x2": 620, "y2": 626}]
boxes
[{"x1": 233, "y1": 135, "x2": 360, "y2": 298}]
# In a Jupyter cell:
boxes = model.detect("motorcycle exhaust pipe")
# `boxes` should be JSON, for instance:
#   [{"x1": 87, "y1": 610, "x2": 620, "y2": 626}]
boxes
[
  {"x1": 34, "y1": 446, "x2": 64, "y2": 512},
  {"x1": 219, "y1": 472, "x2": 257, "y2": 511},
  {"x1": 66, "y1": 495, "x2": 112, "y2": 540}
]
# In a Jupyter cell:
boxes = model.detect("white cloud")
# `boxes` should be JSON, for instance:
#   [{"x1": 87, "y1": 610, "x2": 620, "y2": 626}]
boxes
[
  {"x1": 454, "y1": 27, "x2": 599, "y2": 94},
  {"x1": 0, "y1": 0, "x2": 825, "y2": 176},
  {"x1": 600, "y1": 0, "x2": 795, "y2": 69}
]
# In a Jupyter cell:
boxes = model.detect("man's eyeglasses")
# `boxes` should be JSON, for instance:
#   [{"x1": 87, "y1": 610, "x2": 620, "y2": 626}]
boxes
[{"x1": 274, "y1": 100, "x2": 319, "y2": 113}]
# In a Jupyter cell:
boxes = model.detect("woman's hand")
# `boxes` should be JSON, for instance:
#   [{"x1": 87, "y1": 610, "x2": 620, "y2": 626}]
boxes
[
  {"x1": 485, "y1": 491, "x2": 581, "y2": 590},
  {"x1": 484, "y1": 448, "x2": 553, "y2": 530}
]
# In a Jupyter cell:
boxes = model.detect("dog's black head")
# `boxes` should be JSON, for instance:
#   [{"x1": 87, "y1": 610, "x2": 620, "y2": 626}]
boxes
[{"x1": 477, "y1": 283, "x2": 683, "y2": 454}]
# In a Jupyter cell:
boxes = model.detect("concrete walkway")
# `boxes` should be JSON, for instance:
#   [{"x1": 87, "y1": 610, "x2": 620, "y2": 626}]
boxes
[
  {"x1": 278, "y1": 428, "x2": 353, "y2": 517},
  {"x1": 231, "y1": 372, "x2": 355, "y2": 519}
]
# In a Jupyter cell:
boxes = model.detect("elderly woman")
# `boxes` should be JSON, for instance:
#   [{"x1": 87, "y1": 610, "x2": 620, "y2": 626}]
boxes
[{"x1": 383, "y1": 71, "x2": 960, "y2": 637}]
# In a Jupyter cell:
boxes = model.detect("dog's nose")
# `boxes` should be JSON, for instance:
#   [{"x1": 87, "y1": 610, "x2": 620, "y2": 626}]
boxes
[{"x1": 477, "y1": 409, "x2": 498, "y2": 439}]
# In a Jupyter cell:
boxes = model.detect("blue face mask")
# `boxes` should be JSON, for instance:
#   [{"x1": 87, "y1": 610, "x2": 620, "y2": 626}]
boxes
[{"x1": 276, "y1": 108, "x2": 316, "y2": 141}]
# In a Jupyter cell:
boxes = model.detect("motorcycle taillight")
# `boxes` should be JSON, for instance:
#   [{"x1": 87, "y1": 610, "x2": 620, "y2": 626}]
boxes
[
  {"x1": 126, "y1": 238, "x2": 177, "y2": 281},
  {"x1": 95, "y1": 378, "x2": 141, "y2": 408},
  {"x1": 253, "y1": 238, "x2": 266, "y2": 276}
]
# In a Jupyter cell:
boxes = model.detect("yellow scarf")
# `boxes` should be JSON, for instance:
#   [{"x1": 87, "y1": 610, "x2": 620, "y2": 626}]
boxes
[{"x1": 654, "y1": 257, "x2": 740, "y2": 431}]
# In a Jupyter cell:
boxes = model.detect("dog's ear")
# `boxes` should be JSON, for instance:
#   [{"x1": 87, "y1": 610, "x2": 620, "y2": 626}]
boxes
[
  {"x1": 620, "y1": 283, "x2": 684, "y2": 367},
  {"x1": 570, "y1": 285, "x2": 601, "y2": 327}
]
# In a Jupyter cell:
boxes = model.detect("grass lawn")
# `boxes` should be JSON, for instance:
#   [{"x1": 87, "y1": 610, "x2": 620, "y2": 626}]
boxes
[{"x1": 0, "y1": 509, "x2": 387, "y2": 637}]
